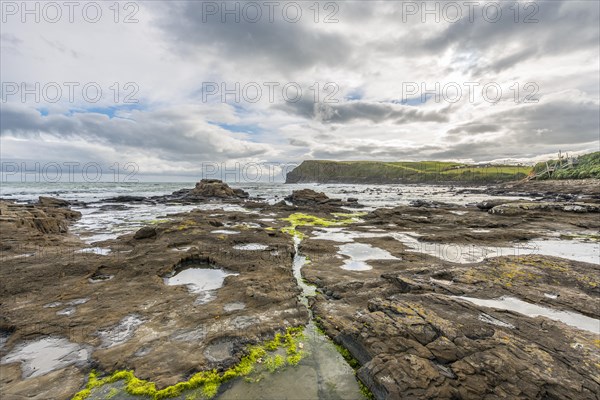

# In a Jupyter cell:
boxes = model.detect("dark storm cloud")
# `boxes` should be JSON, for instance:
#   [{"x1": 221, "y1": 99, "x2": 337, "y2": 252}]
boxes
[
  {"x1": 309, "y1": 142, "x2": 444, "y2": 160},
  {"x1": 430, "y1": 0, "x2": 598, "y2": 75},
  {"x1": 429, "y1": 99, "x2": 600, "y2": 161},
  {"x1": 447, "y1": 123, "x2": 501, "y2": 136},
  {"x1": 152, "y1": 1, "x2": 353, "y2": 73},
  {"x1": 373, "y1": 0, "x2": 599, "y2": 76},
  {"x1": 446, "y1": 100, "x2": 600, "y2": 146},
  {"x1": 2, "y1": 1, "x2": 598, "y2": 166},
  {"x1": 0, "y1": 104, "x2": 270, "y2": 161},
  {"x1": 275, "y1": 98, "x2": 449, "y2": 124}
]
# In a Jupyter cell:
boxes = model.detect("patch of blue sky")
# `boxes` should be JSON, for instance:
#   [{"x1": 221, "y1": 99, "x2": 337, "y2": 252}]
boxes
[
  {"x1": 210, "y1": 121, "x2": 261, "y2": 136},
  {"x1": 344, "y1": 88, "x2": 364, "y2": 101},
  {"x1": 67, "y1": 104, "x2": 144, "y2": 118},
  {"x1": 391, "y1": 94, "x2": 432, "y2": 106}
]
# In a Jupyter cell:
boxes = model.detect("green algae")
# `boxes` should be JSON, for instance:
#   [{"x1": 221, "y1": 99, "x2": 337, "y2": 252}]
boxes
[
  {"x1": 280, "y1": 212, "x2": 361, "y2": 239},
  {"x1": 264, "y1": 354, "x2": 285, "y2": 372},
  {"x1": 72, "y1": 327, "x2": 306, "y2": 400}
]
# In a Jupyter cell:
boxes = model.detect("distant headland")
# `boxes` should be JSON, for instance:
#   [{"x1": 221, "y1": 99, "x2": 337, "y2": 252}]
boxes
[{"x1": 285, "y1": 152, "x2": 600, "y2": 184}]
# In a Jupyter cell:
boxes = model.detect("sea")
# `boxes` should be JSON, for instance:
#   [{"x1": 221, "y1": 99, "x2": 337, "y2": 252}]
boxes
[{"x1": 1, "y1": 181, "x2": 530, "y2": 245}]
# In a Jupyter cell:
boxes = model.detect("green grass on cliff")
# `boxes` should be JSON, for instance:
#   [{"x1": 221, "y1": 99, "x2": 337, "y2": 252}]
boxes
[
  {"x1": 286, "y1": 160, "x2": 531, "y2": 183},
  {"x1": 532, "y1": 151, "x2": 600, "y2": 179}
]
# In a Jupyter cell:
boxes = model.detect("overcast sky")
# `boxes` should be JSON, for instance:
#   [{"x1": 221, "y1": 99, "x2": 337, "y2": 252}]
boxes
[{"x1": 1, "y1": 0, "x2": 599, "y2": 179}]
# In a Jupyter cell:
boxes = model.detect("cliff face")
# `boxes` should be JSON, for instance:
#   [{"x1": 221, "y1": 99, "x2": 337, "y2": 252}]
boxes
[{"x1": 285, "y1": 160, "x2": 531, "y2": 184}]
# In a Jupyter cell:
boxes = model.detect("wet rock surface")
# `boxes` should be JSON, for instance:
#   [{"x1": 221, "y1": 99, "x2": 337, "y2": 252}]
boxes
[
  {"x1": 1, "y1": 181, "x2": 599, "y2": 399},
  {"x1": 300, "y1": 199, "x2": 600, "y2": 399},
  {"x1": 460, "y1": 178, "x2": 600, "y2": 199},
  {"x1": 171, "y1": 179, "x2": 249, "y2": 201},
  {"x1": 102, "y1": 180, "x2": 250, "y2": 206},
  {"x1": 285, "y1": 189, "x2": 330, "y2": 205},
  {"x1": 285, "y1": 189, "x2": 364, "y2": 209},
  {"x1": 0, "y1": 198, "x2": 81, "y2": 237},
  {"x1": 0, "y1": 201, "x2": 307, "y2": 399},
  {"x1": 188, "y1": 179, "x2": 250, "y2": 199}
]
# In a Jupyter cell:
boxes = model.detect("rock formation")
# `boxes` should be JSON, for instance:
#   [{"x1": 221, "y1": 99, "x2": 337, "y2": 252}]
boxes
[
  {"x1": 284, "y1": 189, "x2": 363, "y2": 209},
  {"x1": 189, "y1": 179, "x2": 249, "y2": 199},
  {"x1": 0, "y1": 198, "x2": 81, "y2": 236}
]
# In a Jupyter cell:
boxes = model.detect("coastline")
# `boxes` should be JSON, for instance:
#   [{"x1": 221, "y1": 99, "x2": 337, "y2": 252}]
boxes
[{"x1": 1, "y1": 180, "x2": 599, "y2": 399}]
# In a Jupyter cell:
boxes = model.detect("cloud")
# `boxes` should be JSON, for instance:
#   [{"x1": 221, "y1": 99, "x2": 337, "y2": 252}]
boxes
[
  {"x1": 0, "y1": 0, "x2": 598, "y2": 172},
  {"x1": 445, "y1": 99, "x2": 600, "y2": 146},
  {"x1": 151, "y1": 1, "x2": 353, "y2": 75},
  {"x1": 1, "y1": 104, "x2": 273, "y2": 163},
  {"x1": 275, "y1": 98, "x2": 450, "y2": 124}
]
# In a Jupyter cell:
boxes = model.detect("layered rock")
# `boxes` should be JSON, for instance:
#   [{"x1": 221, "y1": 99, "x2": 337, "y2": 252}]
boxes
[
  {"x1": 299, "y1": 200, "x2": 600, "y2": 399},
  {"x1": 488, "y1": 201, "x2": 600, "y2": 215},
  {"x1": 0, "y1": 201, "x2": 306, "y2": 399},
  {"x1": 284, "y1": 189, "x2": 363, "y2": 209},
  {"x1": 102, "y1": 180, "x2": 250, "y2": 204},
  {"x1": 285, "y1": 189, "x2": 330, "y2": 205},
  {"x1": 189, "y1": 179, "x2": 249, "y2": 199},
  {"x1": 0, "y1": 199, "x2": 81, "y2": 236},
  {"x1": 2, "y1": 183, "x2": 599, "y2": 399}
]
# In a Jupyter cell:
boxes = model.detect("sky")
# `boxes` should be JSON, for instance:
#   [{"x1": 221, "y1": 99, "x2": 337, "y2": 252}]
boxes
[{"x1": 1, "y1": 0, "x2": 599, "y2": 181}]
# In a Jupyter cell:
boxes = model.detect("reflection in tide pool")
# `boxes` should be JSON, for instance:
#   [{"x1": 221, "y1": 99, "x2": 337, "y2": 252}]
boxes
[
  {"x1": 165, "y1": 268, "x2": 238, "y2": 294},
  {"x1": 75, "y1": 247, "x2": 111, "y2": 255},
  {"x1": 97, "y1": 315, "x2": 144, "y2": 348},
  {"x1": 233, "y1": 243, "x2": 269, "y2": 251},
  {"x1": 457, "y1": 296, "x2": 600, "y2": 334},
  {"x1": 393, "y1": 234, "x2": 600, "y2": 265},
  {"x1": 0, "y1": 337, "x2": 90, "y2": 378},
  {"x1": 311, "y1": 227, "x2": 389, "y2": 243},
  {"x1": 165, "y1": 266, "x2": 238, "y2": 304},
  {"x1": 337, "y1": 242, "x2": 399, "y2": 271},
  {"x1": 529, "y1": 239, "x2": 599, "y2": 264},
  {"x1": 72, "y1": 203, "x2": 250, "y2": 244}
]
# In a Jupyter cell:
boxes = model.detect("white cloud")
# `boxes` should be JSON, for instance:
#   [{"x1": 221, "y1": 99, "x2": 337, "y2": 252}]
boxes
[{"x1": 1, "y1": 0, "x2": 598, "y2": 176}]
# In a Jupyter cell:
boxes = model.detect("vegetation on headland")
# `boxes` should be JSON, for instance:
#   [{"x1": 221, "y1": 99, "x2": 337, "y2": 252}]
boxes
[
  {"x1": 72, "y1": 327, "x2": 306, "y2": 400},
  {"x1": 532, "y1": 151, "x2": 600, "y2": 180},
  {"x1": 285, "y1": 160, "x2": 531, "y2": 184},
  {"x1": 286, "y1": 152, "x2": 600, "y2": 183}
]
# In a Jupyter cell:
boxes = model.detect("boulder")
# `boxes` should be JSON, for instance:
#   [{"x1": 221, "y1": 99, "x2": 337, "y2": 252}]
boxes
[
  {"x1": 134, "y1": 226, "x2": 157, "y2": 240},
  {"x1": 284, "y1": 189, "x2": 330, "y2": 205},
  {"x1": 475, "y1": 200, "x2": 510, "y2": 210},
  {"x1": 38, "y1": 196, "x2": 70, "y2": 208},
  {"x1": 188, "y1": 180, "x2": 249, "y2": 199},
  {"x1": 104, "y1": 195, "x2": 147, "y2": 203}
]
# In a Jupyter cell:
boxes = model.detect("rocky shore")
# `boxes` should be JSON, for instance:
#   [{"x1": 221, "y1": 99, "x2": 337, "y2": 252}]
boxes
[{"x1": 1, "y1": 180, "x2": 599, "y2": 399}]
